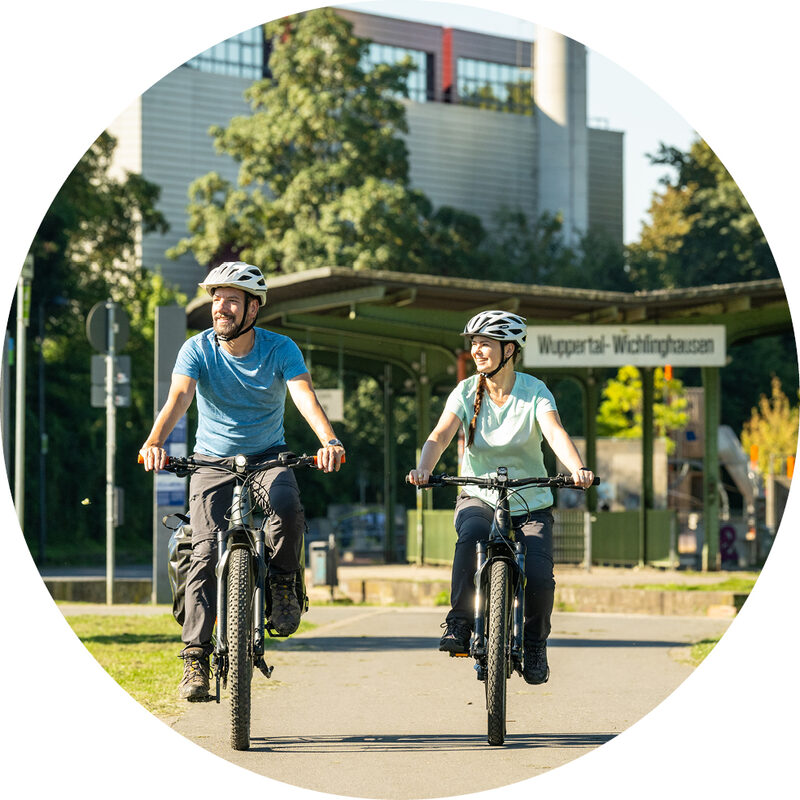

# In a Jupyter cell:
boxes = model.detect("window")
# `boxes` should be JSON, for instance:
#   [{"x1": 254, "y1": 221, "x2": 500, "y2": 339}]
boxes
[
  {"x1": 457, "y1": 57, "x2": 533, "y2": 114},
  {"x1": 362, "y1": 43, "x2": 432, "y2": 102},
  {"x1": 186, "y1": 25, "x2": 265, "y2": 79}
]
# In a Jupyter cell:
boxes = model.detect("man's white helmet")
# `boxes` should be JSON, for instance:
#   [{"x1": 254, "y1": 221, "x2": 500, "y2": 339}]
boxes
[
  {"x1": 199, "y1": 261, "x2": 268, "y2": 306},
  {"x1": 462, "y1": 310, "x2": 527, "y2": 345}
]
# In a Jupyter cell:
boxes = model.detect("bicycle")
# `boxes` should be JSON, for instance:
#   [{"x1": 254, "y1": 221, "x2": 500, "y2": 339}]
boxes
[
  {"x1": 410, "y1": 468, "x2": 599, "y2": 746},
  {"x1": 142, "y1": 450, "x2": 327, "y2": 750}
]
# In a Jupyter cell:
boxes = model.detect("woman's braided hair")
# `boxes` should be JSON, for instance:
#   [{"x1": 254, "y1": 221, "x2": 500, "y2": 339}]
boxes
[{"x1": 467, "y1": 372, "x2": 487, "y2": 447}]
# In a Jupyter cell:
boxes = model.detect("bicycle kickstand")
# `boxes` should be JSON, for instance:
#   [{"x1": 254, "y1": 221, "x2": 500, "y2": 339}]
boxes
[{"x1": 254, "y1": 656, "x2": 274, "y2": 679}]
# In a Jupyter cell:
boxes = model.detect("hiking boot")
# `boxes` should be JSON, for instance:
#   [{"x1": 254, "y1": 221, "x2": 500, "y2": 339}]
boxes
[
  {"x1": 178, "y1": 646, "x2": 211, "y2": 701},
  {"x1": 439, "y1": 619, "x2": 471, "y2": 654},
  {"x1": 269, "y1": 575, "x2": 301, "y2": 636},
  {"x1": 522, "y1": 640, "x2": 550, "y2": 685}
]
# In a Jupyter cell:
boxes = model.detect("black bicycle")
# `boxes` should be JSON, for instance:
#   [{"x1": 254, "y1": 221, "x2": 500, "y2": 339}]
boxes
[
  {"x1": 150, "y1": 450, "x2": 323, "y2": 750},
  {"x1": 412, "y1": 468, "x2": 599, "y2": 746}
]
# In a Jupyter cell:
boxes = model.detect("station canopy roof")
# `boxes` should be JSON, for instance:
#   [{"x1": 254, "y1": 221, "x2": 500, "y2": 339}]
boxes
[{"x1": 186, "y1": 267, "x2": 793, "y2": 390}]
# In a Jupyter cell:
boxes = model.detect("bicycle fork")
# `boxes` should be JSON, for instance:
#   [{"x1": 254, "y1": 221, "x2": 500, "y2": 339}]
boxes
[
  {"x1": 470, "y1": 538, "x2": 526, "y2": 680},
  {"x1": 212, "y1": 485, "x2": 273, "y2": 702}
]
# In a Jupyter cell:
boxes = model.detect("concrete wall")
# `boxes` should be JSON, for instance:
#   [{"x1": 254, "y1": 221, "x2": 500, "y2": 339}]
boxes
[
  {"x1": 109, "y1": 66, "x2": 251, "y2": 296},
  {"x1": 534, "y1": 27, "x2": 588, "y2": 243},
  {"x1": 404, "y1": 101, "x2": 537, "y2": 228},
  {"x1": 588, "y1": 127, "x2": 624, "y2": 241}
]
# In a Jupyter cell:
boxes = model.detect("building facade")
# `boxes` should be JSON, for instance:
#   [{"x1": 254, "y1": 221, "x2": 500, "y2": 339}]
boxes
[{"x1": 107, "y1": 8, "x2": 623, "y2": 296}]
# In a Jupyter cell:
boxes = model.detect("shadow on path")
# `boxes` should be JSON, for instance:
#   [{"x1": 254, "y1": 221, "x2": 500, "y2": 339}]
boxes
[
  {"x1": 247, "y1": 731, "x2": 617, "y2": 753},
  {"x1": 281, "y1": 635, "x2": 690, "y2": 652}
]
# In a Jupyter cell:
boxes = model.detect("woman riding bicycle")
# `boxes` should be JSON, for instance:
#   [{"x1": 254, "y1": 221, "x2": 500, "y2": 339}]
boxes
[{"x1": 408, "y1": 310, "x2": 594, "y2": 685}]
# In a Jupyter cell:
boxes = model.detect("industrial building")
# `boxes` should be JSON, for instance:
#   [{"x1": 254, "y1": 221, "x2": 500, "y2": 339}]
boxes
[{"x1": 107, "y1": 7, "x2": 623, "y2": 296}]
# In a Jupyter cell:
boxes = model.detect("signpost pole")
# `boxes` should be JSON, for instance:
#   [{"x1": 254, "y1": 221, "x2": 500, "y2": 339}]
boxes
[
  {"x1": 105, "y1": 301, "x2": 116, "y2": 605},
  {"x1": 14, "y1": 254, "x2": 33, "y2": 527}
]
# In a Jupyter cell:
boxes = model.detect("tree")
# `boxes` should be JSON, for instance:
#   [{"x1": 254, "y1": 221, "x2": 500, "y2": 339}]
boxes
[
  {"x1": 741, "y1": 376, "x2": 799, "y2": 478},
  {"x1": 626, "y1": 138, "x2": 779, "y2": 289},
  {"x1": 22, "y1": 131, "x2": 182, "y2": 566},
  {"x1": 485, "y1": 207, "x2": 632, "y2": 291},
  {"x1": 596, "y1": 366, "x2": 688, "y2": 451},
  {"x1": 169, "y1": 8, "x2": 482, "y2": 277}
]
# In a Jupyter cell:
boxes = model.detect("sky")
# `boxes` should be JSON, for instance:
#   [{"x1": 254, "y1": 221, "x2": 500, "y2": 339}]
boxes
[
  {"x1": 0, "y1": 1, "x2": 798, "y2": 798},
  {"x1": 337, "y1": 0, "x2": 698, "y2": 243}
]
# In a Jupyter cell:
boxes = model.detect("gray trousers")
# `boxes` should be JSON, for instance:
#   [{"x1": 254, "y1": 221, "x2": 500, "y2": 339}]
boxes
[
  {"x1": 182, "y1": 447, "x2": 305, "y2": 649},
  {"x1": 448, "y1": 492, "x2": 555, "y2": 643}
]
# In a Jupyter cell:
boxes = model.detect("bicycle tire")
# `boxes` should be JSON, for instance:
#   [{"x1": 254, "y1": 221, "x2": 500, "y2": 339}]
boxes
[
  {"x1": 486, "y1": 559, "x2": 511, "y2": 746},
  {"x1": 228, "y1": 547, "x2": 254, "y2": 750}
]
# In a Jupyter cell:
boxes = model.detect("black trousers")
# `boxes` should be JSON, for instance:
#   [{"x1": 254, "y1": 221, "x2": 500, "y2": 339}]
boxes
[
  {"x1": 182, "y1": 446, "x2": 305, "y2": 649},
  {"x1": 447, "y1": 492, "x2": 555, "y2": 643}
]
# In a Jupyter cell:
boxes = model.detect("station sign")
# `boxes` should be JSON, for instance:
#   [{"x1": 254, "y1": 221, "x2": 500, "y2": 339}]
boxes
[{"x1": 523, "y1": 325, "x2": 727, "y2": 368}]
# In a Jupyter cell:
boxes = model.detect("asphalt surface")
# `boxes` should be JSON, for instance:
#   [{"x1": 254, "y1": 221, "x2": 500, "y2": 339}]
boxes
[{"x1": 155, "y1": 605, "x2": 731, "y2": 798}]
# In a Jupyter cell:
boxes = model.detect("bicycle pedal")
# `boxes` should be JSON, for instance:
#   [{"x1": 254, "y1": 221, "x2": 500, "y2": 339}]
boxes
[{"x1": 449, "y1": 651, "x2": 470, "y2": 658}]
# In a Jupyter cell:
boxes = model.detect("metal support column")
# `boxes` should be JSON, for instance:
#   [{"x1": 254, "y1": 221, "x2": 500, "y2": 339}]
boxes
[
  {"x1": 639, "y1": 367, "x2": 654, "y2": 566},
  {"x1": 702, "y1": 366, "x2": 720, "y2": 571},
  {"x1": 383, "y1": 364, "x2": 396, "y2": 562},
  {"x1": 414, "y1": 353, "x2": 432, "y2": 564},
  {"x1": 584, "y1": 369, "x2": 598, "y2": 513}
]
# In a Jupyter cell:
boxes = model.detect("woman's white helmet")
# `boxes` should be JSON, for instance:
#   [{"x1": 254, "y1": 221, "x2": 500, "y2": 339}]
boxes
[
  {"x1": 462, "y1": 310, "x2": 527, "y2": 345},
  {"x1": 199, "y1": 261, "x2": 268, "y2": 306}
]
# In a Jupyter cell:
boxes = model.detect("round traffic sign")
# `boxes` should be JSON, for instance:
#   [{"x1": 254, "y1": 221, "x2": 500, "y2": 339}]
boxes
[{"x1": 86, "y1": 301, "x2": 130, "y2": 353}]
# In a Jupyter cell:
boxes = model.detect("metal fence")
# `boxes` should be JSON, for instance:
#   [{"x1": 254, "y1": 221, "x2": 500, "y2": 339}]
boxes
[{"x1": 405, "y1": 508, "x2": 678, "y2": 567}]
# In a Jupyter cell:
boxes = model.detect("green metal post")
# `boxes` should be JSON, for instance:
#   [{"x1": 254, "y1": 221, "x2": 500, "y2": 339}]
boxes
[
  {"x1": 640, "y1": 367, "x2": 655, "y2": 566},
  {"x1": 702, "y1": 367, "x2": 721, "y2": 571},
  {"x1": 415, "y1": 354, "x2": 432, "y2": 563},
  {"x1": 383, "y1": 364, "x2": 396, "y2": 562},
  {"x1": 584, "y1": 370, "x2": 598, "y2": 513}
]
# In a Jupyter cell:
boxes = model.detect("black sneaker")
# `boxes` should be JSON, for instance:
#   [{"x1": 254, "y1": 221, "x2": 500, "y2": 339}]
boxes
[
  {"x1": 178, "y1": 646, "x2": 211, "y2": 701},
  {"x1": 269, "y1": 575, "x2": 301, "y2": 636},
  {"x1": 439, "y1": 619, "x2": 471, "y2": 654},
  {"x1": 522, "y1": 640, "x2": 550, "y2": 685}
]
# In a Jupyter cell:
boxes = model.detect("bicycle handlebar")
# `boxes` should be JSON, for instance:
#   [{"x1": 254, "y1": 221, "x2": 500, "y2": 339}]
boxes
[
  {"x1": 137, "y1": 451, "x2": 344, "y2": 474},
  {"x1": 406, "y1": 473, "x2": 600, "y2": 490}
]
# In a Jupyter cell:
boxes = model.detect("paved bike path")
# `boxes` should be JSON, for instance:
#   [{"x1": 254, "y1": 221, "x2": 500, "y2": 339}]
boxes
[{"x1": 164, "y1": 606, "x2": 730, "y2": 798}]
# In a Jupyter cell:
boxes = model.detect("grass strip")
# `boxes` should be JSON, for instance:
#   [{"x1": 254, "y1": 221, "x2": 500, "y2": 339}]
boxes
[
  {"x1": 66, "y1": 613, "x2": 314, "y2": 718},
  {"x1": 631, "y1": 577, "x2": 756, "y2": 593}
]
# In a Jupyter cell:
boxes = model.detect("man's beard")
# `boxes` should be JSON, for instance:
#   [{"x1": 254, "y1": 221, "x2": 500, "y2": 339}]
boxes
[{"x1": 213, "y1": 313, "x2": 240, "y2": 337}]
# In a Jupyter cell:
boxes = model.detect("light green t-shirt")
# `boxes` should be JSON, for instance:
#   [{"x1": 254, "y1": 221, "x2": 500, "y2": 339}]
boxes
[{"x1": 444, "y1": 372, "x2": 557, "y2": 512}]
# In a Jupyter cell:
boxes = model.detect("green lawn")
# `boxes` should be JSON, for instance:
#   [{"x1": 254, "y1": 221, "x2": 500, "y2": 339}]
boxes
[{"x1": 65, "y1": 613, "x2": 314, "y2": 718}]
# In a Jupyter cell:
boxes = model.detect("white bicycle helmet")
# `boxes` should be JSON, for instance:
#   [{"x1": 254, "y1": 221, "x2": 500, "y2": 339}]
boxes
[
  {"x1": 199, "y1": 261, "x2": 268, "y2": 306},
  {"x1": 462, "y1": 310, "x2": 527, "y2": 345}
]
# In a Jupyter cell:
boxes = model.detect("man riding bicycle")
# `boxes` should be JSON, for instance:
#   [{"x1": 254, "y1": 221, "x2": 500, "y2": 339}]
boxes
[{"x1": 139, "y1": 261, "x2": 345, "y2": 701}]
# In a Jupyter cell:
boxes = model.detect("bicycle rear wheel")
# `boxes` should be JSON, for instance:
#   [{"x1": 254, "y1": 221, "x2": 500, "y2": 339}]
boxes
[
  {"x1": 486, "y1": 559, "x2": 511, "y2": 746},
  {"x1": 228, "y1": 547, "x2": 254, "y2": 750}
]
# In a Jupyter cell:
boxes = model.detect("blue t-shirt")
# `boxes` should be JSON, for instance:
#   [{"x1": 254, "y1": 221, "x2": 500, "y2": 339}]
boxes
[
  {"x1": 173, "y1": 328, "x2": 308, "y2": 457},
  {"x1": 444, "y1": 372, "x2": 557, "y2": 512}
]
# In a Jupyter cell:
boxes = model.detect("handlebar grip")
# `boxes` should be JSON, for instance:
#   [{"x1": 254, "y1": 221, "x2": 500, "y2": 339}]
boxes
[{"x1": 312, "y1": 454, "x2": 346, "y2": 466}]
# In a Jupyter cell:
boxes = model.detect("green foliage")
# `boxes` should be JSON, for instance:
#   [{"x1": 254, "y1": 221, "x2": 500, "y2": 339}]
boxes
[
  {"x1": 459, "y1": 80, "x2": 534, "y2": 115},
  {"x1": 169, "y1": 8, "x2": 484, "y2": 278},
  {"x1": 626, "y1": 138, "x2": 779, "y2": 289},
  {"x1": 486, "y1": 207, "x2": 633, "y2": 290},
  {"x1": 596, "y1": 366, "x2": 688, "y2": 451},
  {"x1": 741, "y1": 376, "x2": 799, "y2": 478},
  {"x1": 22, "y1": 132, "x2": 184, "y2": 566}
]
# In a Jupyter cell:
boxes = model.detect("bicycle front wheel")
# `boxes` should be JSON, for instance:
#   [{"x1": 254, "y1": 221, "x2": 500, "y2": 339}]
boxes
[
  {"x1": 486, "y1": 559, "x2": 511, "y2": 746},
  {"x1": 227, "y1": 547, "x2": 254, "y2": 750}
]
